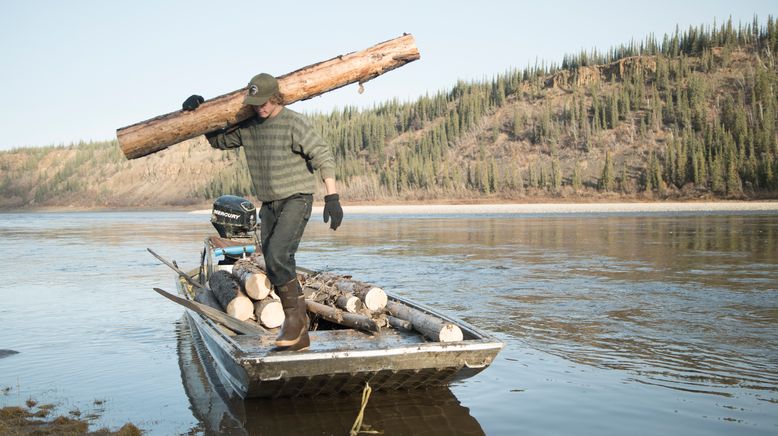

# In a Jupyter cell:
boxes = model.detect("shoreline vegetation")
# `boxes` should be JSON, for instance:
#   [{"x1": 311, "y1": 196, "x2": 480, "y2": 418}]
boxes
[
  {"x1": 179, "y1": 200, "x2": 778, "y2": 215},
  {"x1": 0, "y1": 402, "x2": 141, "y2": 436},
  {"x1": 317, "y1": 200, "x2": 778, "y2": 215},
  {"x1": 6, "y1": 200, "x2": 778, "y2": 215}
]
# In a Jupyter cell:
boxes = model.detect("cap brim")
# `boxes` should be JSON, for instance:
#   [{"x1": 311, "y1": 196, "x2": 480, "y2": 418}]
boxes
[{"x1": 244, "y1": 93, "x2": 272, "y2": 106}]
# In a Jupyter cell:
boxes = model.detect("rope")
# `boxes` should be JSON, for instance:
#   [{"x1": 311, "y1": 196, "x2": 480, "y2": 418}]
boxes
[{"x1": 349, "y1": 382, "x2": 380, "y2": 435}]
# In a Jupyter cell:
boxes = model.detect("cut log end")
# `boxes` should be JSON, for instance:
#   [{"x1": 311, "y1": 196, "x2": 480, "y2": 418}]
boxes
[
  {"x1": 438, "y1": 324, "x2": 464, "y2": 342},
  {"x1": 336, "y1": 294, "x2": 363, "y2": 313},
  {"x1": 255, "y1": 298, "x2": 284, "y2": 328},
  {"x1": 245, "y1": 272, "x2": 272, "y2": 300},
  {"x1": 362, "y1": 287, "x2": 388, "y2": 312},
  {"x1": 225, "y1": 294, "x2": 255, "y2": 322}
]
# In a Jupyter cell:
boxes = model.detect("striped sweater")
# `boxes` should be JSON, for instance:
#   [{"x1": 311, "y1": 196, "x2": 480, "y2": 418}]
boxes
[{"x1": 207, "y1": 108, "x2": 336, "y2": 202}]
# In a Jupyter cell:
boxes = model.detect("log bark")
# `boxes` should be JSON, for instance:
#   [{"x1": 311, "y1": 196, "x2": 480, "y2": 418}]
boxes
[
  {"x1": 385, "y1": 301, "x2": 463, "y2": 342},
  {"x1": 117, "y1": 34, "x2": 420, "y2": 159},
  {"x1": 306, "y1": 300, "x2": 379, "y2": 333},
  {"x1": 387, "y1": 315, "x2": 413, "y2": 331},
  {"x1": 194, "y1": 286, "x2": 223, "y2": 311},
  {"x1": 208, "y1": 270, "x2": 255, "y2": 321},
  {"x1": 233, "y1": 260, "x2": 272, "y2": 300},
  {"x1": 254, "y1": 298, "x2": 284, "y2": 329}
]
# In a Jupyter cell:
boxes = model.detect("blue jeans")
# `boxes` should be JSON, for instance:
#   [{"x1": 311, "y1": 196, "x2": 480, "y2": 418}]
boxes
[{"x1": 259, "y1": 193, "x2": 312, "y2": 286}]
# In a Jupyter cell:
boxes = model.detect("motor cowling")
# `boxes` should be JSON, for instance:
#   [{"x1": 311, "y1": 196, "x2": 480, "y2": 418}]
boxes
[{"x1": 210, "y1": 195, "x2": 257, "y2": 238}]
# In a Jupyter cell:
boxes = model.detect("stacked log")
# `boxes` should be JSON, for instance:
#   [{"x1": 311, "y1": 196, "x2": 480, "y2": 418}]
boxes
[
  {"x1": 305, "y1": 301, "x2": 379, "y2": 333},
  {"x1": 335, "y1": 293, "x2": 362, "y2": 313},
  {"x1": 310, "y1": 274, "x2": 388, "y2": 312},
  {"x1": 209, "y1": 258, "x2": 464, "y2": 342},
  {"x1": 208, "y1": 270, "x2": 255, "y2": 321},
  {"x1": 385, "y1": 301, "x2": 463, "y2": 342},
  {"x1": 233, "y1": 259, "x2": 272, "y2": 300},
  {"x1": 303, "y1": 271, "x2": 461, "y2": 341},
  {"x1": 230, "y1": 259, "x2": 281, "y2": 328},
  {"x1": 387, "y1": 315, "x2": 413, "y2": 331},
  {"x1": 337, "y1": 281, "x2": 387, "y2": 312},
  {"x1": 254, "y1": 298, "x2": 284, "y2": 328}
]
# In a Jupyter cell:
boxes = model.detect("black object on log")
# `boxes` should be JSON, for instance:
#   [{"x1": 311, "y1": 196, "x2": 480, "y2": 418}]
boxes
[{"x1": 208, "y1": 270, "x2": 254, "y2": 321}]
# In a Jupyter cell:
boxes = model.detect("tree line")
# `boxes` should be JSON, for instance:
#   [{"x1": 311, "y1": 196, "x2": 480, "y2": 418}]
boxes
[{"x1": 306, "y1": 15, "x2": 778, "y2": 199}]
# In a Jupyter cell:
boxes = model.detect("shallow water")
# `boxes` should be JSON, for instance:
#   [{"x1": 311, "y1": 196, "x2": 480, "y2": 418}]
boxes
[{"x1": 1, "y1": 211, "x2": 777, "y2": 435}]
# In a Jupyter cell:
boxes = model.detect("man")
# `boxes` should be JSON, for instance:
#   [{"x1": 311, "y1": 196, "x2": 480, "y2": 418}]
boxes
[{"x1": 183, "y1": 73, "x2": 343, "y2": 351}]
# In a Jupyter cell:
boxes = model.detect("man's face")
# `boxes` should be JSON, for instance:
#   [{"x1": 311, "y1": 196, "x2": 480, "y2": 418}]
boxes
[{"x1": 254, "y1": 100, "x2": 280, "y2": 119}]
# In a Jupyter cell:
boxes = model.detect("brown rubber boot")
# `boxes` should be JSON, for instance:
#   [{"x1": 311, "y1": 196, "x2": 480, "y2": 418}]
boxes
[{"x1": 275, "y1": 279, "x2": 310, "y2": 349}]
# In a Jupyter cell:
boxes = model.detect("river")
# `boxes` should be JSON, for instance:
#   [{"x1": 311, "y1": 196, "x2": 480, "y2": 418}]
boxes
[{"x1": 0, "y1": 210, "x2": 776, "y2": 435}]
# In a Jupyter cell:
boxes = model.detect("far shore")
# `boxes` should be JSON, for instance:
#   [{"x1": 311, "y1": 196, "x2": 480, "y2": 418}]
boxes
[
  {"x1": 5, "y1": 200, "x2": 778, "y2": 214},
  {"x1": 191, "y1": 200, "x2": 778, "y2": 215}
]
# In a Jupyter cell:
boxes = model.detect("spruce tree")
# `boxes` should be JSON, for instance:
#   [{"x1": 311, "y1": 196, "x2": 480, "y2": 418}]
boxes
[
  {"x1": 551, "y1": 159, "x2": 563, "y2": 191},
  {"x1": 598, "y1": 151, "x2": 615, "y2": 191},
  {"x1": 572, "y1": 164, "x2": 583, "y2": 191}
]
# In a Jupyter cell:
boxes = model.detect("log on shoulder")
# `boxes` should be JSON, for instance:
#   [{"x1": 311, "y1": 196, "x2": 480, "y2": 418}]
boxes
[{"x1": 117, "y1": 34, "x2": 420, "y2": 159}]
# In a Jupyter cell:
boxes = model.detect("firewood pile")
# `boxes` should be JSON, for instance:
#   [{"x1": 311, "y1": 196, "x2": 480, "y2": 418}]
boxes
[{"x1": 211, "y1": 254, "x2": 463, "y2": 342}]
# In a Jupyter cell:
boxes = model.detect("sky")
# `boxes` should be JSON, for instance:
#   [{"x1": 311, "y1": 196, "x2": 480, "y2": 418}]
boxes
[{"x1": 0, "y1": 0, "x2": 775, "y2": 150}]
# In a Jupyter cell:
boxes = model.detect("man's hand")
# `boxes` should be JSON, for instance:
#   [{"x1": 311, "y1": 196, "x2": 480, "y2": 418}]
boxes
[
  {"x1": 182, "y1": 95, "x2": 204, "y2": 111},
  {"x1": 323, "y1": 194, "x2": 343, "y2": 231}
]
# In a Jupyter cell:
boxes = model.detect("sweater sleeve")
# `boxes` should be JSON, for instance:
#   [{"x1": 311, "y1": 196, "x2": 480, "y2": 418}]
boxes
[
  {"x1": 206, "y1": 126, "x2": 244, "y2": 150},
  {"x1": 292, "y1": 116, "x2": 336, "y2": 180}
]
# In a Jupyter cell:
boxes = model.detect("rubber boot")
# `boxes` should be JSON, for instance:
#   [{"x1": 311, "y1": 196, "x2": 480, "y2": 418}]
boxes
[{"x1": 275, "y1": 279, "x2": 310, "y2": 350}]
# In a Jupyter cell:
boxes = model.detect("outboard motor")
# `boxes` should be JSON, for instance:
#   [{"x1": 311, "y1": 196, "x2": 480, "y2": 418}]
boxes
[{"x1": 210, "y1": 195, "x2": 257, "y2": 239}]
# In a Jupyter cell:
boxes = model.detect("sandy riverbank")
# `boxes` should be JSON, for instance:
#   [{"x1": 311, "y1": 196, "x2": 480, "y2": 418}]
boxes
[{"x1": 193, "y1": 201, "x2": 778, "y2": 215}]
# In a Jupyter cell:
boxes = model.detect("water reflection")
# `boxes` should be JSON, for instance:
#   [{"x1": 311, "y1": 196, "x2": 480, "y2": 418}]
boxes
[{"x1": 176, "y1": 316, "x2": 484, "y2": 435}]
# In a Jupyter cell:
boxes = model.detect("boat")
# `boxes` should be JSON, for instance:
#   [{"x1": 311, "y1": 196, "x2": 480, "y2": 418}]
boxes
[
  {"x1": 158, "y1": 195, "x2": 503, "y2": 399},
  {"x1": 177, "y1": 315, "x2": 487, "y2": 434}
]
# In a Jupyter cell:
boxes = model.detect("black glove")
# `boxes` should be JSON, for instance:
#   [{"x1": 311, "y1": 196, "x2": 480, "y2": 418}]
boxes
[
  {"x1": 182, "y1": 95, "x2": 204, "y2": 111},
  {"x1": 323, "y1": 194, "x2": 343, "y2": 231}
]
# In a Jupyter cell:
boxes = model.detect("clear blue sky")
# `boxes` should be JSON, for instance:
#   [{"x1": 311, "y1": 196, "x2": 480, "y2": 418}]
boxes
[{"x1": 0, "y1": 0, "x2": 774, "y2": 150}]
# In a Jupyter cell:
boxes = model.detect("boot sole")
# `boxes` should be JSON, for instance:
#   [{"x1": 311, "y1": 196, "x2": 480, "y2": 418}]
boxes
[
  {"x1": 275, "y1": 324, "x2": 308, "y2": 347},
  {"x1": 275, "y1": 332, "x2": 310, "y2": 351}
]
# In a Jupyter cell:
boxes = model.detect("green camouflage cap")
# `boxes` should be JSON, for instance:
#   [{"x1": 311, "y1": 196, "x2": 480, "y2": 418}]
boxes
[{"x1": 244, "y1": 73, "x2": 279, "y2": 106}]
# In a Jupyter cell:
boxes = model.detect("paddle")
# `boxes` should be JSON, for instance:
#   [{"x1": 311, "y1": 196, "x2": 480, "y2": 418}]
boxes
[
  {"x1": 147, "y1": 248, "x2": 205, "y2": 290},
  {"x1": 153, "y1": 287, "x2": 267, "y2": 335}
]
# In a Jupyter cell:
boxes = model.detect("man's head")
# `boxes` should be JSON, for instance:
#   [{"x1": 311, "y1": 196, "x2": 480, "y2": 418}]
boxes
[{"x1": 245, "y1": 73, "x2": 283, "y2": 118}]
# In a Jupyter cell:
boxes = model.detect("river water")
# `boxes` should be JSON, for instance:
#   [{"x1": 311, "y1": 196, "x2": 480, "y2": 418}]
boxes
[{"x1": 0, "y1": 210, "x2": 776, "y2": 435}]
